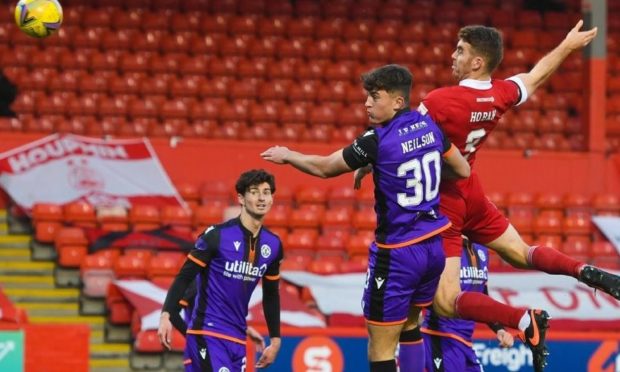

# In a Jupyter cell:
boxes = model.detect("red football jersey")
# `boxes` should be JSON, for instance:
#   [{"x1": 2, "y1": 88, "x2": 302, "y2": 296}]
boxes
[{"x1": 418, "y1": 77, "x2": 527, "y2": 167}]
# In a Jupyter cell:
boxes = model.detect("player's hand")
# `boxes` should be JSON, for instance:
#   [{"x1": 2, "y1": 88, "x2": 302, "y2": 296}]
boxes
[
  {"x1": 157, "y1": 312, "x2": 173, "y2": 350},
  {"x1": 246, "y1": 326, "x2": 266, "y2": 353},
  {"x1": 353, "y1": 165, "x2": 372, "y2": 190},
  {"x1": 260, "y1": 146, "x2": 290, "y2": 164},
  {"x1": 256, "y1": 337, "x2": 281, "y2": 369},
  {"x1": 563, "y1": 19, "x2": 597, "y2": 50},
  {"x1": 496, "y1": 329, "x2": 514, "y2": 348}
]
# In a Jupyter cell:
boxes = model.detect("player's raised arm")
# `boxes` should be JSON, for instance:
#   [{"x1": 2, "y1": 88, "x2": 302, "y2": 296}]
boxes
[
  {"x1": 261, "y1": 146, "x2": 353, "y2": 178},
  {"x1": 513, "y1": 19, "x2": 597, "y2": 96}
]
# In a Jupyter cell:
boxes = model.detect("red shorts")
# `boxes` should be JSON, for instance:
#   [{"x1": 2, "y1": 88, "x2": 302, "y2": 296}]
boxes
[{"x1": 439, "y1": 171, "x2": 509, "y2": 257}]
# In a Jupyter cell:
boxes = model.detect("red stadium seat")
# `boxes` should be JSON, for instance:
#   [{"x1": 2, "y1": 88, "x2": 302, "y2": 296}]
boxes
[
  {"x1": 346, "y1": 231, "x2": 374, "y2": 258},
  {"x1": 35, "y1": 221, "x2": 62, "y2": 244},
  {"x1": 509, "y1": 209, "x2": 534, "y2": 235},
  {"x1": 564, "y1": 193, "x2": 592, "y2": 216},
  {"x1": 147, "y1": 252, "x2": 184, "y2": 279},
  {"x1": 134, "y1": 330, "x2": 164, "y2": 353},
  {"x1": 340, "y1": 255, "x2": 368, "y2": 273},
  {"x1": 327, "y1": 186, "x2": 357, "y2": 210},
  {"x1": 562, "y1": 214, "x2": 592, "y2": 236},
  {"x1": 32, "y1": 203, "x2": 63, "y2": 223},
  {"x1": 290, "y1": 206, "x2": 324, "y2": 229},
  {"x1": 534, "y1": 211, "x2": 563, "y2": 235},
  {"x1": 315, "y1": 234, "x2": 348, "y2": 256},
  {"x1": 534, "y1": 234, "x2": 563, "y2": 251},
  {"x1": 263, "y1": 205, "x2": 290, "y2": 229},
  {"x1": 286, "y1": 17, "x2": 314, "y2": 38},
  {"x1": 592, "y1": 193, "x2": 620, "y2": 215},
  {"x1": 535, "y1": 193, "x2": 564, "y2": 213},
  {"x1": 307, "y1": 259, "x2": 340, "y2": 275},
  {"x1": 57, "y1": 245, "x2": 88, "y2": 268},
  {"x1": 342, "y1": 21, "x2": 373, "y2": 41},
  {"x1": 193, "y1": 205, "x2": 224, "y2": 230},
  {"x1": 129, "y1": 205, "x2": 161, "y2": 231},
  {"x1": 286, "y1": 229, "x2": 318, "y2": 252},
  {"x1": 591, "y1": 241, "x2": 619, "y2": 258},
  {"x1": 160, "y1": 206, "x2": 192, "y2": 232},
  {"x1": 561, "y1": 236, "x2": 591, "y2": 262},
  {"x1": 55, "y1": 227, "x2": 88, "y2": 248},
  {"x1": 321, "y1": 208, "x2": 353, "y2": 237},
  {"x1": 169, "y1": 13, "x2": 201, "y2": 33},
  {"x1": 257, "y1": 17, "x2": 288, "y2": 37},
  {"x1": 97, "y1": 206, "x2": 129, "y2": 232},
  {"x1": 64, "y1": 201, "x2": 97, "y2": 228}
]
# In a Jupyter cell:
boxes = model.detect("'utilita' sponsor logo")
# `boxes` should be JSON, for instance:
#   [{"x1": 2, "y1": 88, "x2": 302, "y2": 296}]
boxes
[{"x1": 224, "y1": 260, "x2": 267, "y2": 277}]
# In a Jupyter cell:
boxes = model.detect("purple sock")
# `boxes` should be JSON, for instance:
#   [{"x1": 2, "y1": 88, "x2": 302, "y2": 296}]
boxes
[{"x1": 398, "y1": 328, "x2": 425, "y2": 372}]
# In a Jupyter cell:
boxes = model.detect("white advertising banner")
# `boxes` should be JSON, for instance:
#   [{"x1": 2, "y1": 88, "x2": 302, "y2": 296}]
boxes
[
  {"x1": 592, "y1": 216, "x2": 620, "y2": 255},
  {"x1": 282, "y1": 271, "x2": 620, "y2": 330},
  {"x1": 0, "y1": 134, "x2": 183, "y2": 210}
]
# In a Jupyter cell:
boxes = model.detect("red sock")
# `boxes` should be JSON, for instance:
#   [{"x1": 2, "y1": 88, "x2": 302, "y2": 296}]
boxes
[
  {"x1": 528, "y1": 246, "x2": 584, "y2": 278},
  {"x1": 455, "y1": 292, "x2": 524, "y2": 329}
]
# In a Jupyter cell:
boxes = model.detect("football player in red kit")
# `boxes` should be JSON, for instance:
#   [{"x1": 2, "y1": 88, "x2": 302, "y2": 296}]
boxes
[{"x1": 356, "y1": 20, "x2": 617, "y2": 372}]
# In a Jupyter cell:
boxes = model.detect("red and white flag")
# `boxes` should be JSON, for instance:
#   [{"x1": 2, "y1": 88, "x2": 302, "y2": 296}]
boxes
[
  {"x1": 0, "y1": 134, "x2": 183, "y2": 211},
  {"x1": 113, "y1": 279, "x2": 325, "y2": 331}
]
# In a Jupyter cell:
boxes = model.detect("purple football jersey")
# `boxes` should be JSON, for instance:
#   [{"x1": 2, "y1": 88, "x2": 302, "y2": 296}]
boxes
[
  {"x1": 343, "y1": 109, "x2": 453, "y2": 245},
  {"x1": 186, "y1": 218, "x2": 283, "y2": 342}
]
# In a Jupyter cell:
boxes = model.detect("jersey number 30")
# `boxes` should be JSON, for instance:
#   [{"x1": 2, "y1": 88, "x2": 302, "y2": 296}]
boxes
[{"x1": 396, "y1": 151, "x2": 441, "y2": 207}]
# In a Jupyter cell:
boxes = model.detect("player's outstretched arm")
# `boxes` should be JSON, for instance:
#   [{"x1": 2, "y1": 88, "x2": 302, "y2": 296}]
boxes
[
  {"x1": 442, "y1": 144, "x2": 470, "y2": 179},
  {"x1": 514, "y1": 19, "x2": 597, "y2": 96},
  {"x1": 257, "y1": 277, "x2": 281, "y2": 368},
  {"x1": 261, "y1": 145, "x2": 353, "y2": 178}
]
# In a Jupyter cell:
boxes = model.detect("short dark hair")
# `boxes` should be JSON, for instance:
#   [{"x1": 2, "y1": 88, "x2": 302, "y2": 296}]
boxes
[
  {"x1": 458, "y1": 25, "x2": 503, "y2": 73},
  {"x1": 235, "y1": 169, "x2": 276, "y2": 195},
  {"x1": 361, "y1": 64, "x2": 412, "y2": 105}
]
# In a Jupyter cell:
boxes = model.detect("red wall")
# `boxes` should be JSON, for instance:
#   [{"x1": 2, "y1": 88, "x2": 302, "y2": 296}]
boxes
[{"x1": 0, "y1": 132, "x2": 618, "y2": 196}]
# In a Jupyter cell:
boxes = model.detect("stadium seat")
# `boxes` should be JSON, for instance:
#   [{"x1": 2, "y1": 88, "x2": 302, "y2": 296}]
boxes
[
  {"x1": 340, "y1": 256, "x2": 368, "y2": 273},
  {"x1": 562, "y1": 214, "x2": 592, "y2": 236},
  {"x1": 113, "y1": 254, "x2": 148, "y2": 279},
  {"x1": 592, "y1": 193, "x2": 620, "y2": 215},
  {"x1": 315, "y1": 234, "x2": 348, "y2": 256},
  {"x1": 290, "y1": 206, "x2": 324, "y2": 229},
  {"x1": 509, "y1": 209, "x2": 534, "y2": 235},
  {"x1": 32, "y1": 203, "x2": 63, "y2": 223},
  {"x1": 55, "y1": 227, "x2": 88, "y2": 248},
  {"x1": 96, "y1": 206, "x2": 129, "y2": 232},
  {"x1": 129, "y1": 205, "x2": 161, "y2": 231},
  {"x1": 160, "y1": 205, "x2": 192, "y2": 232},
  {"x1": 147, "y1": 252, "x2": 184, "y2": 279},
  {"x1": 563, "y1": 193, "x2": 592, "y2": 216},
  {"x1": 352, "y1": 209, "x2": 376, "y2": 232},
  {"x1": 561, "y1": 236, "x2": 592, "y2": 263},
  {"x1": 263, "y1": 205, "x2": 290, "y2": 229},
  {"x1": 321, "y1": 205, "x2": 353, "y2": 233},
  {"x1": 57, "y1": 245, "x2": 88, "y2": 268},
  {"x1": 63, "y1": 202, "x2": 97, "y2": 228},
  {"x1": 346, "y1": 231, "x2": 374, "y2": 258},
  {"x1": 133, "y1": 330, "x2": 166, "y2": 353},
  {"x1": 307, "y1": 259, "x2": 340, "y2": 275},
  {"x1": 535, "y1": 192, "x2": 564, "y2": 213},
  {"x1": 534, "y1": 234, "x2": 563, "y2": 251},
  {"x1": 35, "y1": 221, "x2": 62, "y2": 244},
  {"x1": 591, "y1": 241, "x2": 619, "y2": 258},
  {"x1": 192, "y1": 204, "x2": 224, "y2": 230},
  {"x1": 534, "y1": 211, "x2": 564, "y2": 235},
  {"x1": 286, "y1": 229, "x2": 319, "y2": 252}
]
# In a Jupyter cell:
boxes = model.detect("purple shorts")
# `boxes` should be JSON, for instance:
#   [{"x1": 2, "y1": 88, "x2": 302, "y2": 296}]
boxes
[
  {"x1": 423, "y1": 333, "x2": 481, "y2": 372},
  {"x1": 185, "y1": 334, "x2": 246, "y2": 372},
  {"x1": 362, "y1": 235, "x2": 445, "y2": 324}
]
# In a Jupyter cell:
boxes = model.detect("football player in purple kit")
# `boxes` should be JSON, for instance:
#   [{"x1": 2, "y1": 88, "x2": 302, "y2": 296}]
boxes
[
  {"x1": 421, "y1": 237, "x2": 514, "y2": 372},
  {"x1": 261, "y1": 64, "x2": 470, "y2": 372},
  {"x1": 158, "y1": 169, "x2": 283, "y2": 371}
]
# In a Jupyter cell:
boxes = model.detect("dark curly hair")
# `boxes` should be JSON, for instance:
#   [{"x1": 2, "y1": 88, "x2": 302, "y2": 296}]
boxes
[{"x1": 235, "y1": 169, "x2": 276, "y2": 195}]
